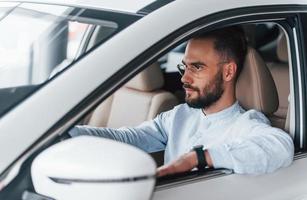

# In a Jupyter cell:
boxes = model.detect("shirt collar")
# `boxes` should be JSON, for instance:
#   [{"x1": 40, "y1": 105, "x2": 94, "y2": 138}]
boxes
[{"x1": 200, "y1": 101, "x2": 241, "y2": 121}]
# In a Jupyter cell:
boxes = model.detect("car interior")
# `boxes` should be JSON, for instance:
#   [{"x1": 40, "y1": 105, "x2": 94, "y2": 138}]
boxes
[
  {"x1": 83, "y1": 62, "x2": 179, "y2": 128},
  {"x1": 0, "y1": 21, "x2": 294, "y2": 199},
  {"x1": 73, "y1": 22, "x2": 292, "y2": 168}
]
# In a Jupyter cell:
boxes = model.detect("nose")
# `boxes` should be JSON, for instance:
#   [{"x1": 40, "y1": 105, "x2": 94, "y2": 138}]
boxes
[{"x1": 180, "y1": 70, "x2": 192, "y2": 84}]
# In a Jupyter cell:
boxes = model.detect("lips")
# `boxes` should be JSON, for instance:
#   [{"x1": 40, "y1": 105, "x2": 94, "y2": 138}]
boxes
[
  {"x1": 184, "y1": 88, "x2": 195, "y2": 92},
  {"x1": 183, "y1": 87, "x2": 198, "y2": 96}
]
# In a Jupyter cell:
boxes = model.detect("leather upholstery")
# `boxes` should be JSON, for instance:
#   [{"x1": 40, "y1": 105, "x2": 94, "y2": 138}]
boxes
[
  {"x1": 267, "y1": 62, "x2": 289, "y2": 118},
  {"x1": 277, "y1": 33, "x2": 288, "y2": 63},
  {"x1": 236, "y1": 47, "x2": 279, "y2": 115},
  {"x1": 125, "y1": 63, "x2": 164, "y2": 92},
  {"x1": 106, "y1": 88, "x2": 177, "y2": 128},
  {"x1": 87, "y1": 63, "x2": 178, "y2": 128},
  {"x1": 87, "y1": 95, "x2": 114, "y2": 127},
  {"x1": 267, "y1": 32, "x2": 290, "y2": 129}
]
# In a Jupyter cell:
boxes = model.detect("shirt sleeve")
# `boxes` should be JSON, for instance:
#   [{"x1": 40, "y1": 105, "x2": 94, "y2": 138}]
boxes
[
  {"x1": 208, "y1": 110, "x2": 294, "y2": 174},
  {"x1": 68, "y1": 112, "x2": 170, "y2": 153}
]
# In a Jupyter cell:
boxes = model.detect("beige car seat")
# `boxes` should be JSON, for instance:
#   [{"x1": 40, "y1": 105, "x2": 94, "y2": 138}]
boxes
[
  {"x1": 267, "y1": 32, "x2": 290, "y2": 129},
  {"x1": 236, "y1": 47, "x2": 280, "y2": 122},
  {"x1": 86, "y1": 63, "x2": 179, "y2": 128}
]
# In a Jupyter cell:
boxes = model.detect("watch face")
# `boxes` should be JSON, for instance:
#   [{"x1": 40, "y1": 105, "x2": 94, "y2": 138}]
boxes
[{"x1": 193, "y1": 145, "x2": 204, "y2": 150}]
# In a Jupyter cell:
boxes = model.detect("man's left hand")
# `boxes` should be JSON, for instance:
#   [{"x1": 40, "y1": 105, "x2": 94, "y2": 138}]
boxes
[{"x1": 157, "y1": 151, "x2": 197, "y2": 177}]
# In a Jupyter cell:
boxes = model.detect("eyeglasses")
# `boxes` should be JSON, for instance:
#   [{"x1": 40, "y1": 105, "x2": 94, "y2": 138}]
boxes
[
  {"x1": 177, "y1": 63, "x2": 203, "y2": 77},
  {"x1": 177, "y1": 61, "x2": 229, "y2": 77}
]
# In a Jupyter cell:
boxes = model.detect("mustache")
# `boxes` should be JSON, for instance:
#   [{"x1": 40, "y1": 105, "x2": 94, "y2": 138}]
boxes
[{"x1": 183, "y1": 84, "x2": 199, "y2": 92}]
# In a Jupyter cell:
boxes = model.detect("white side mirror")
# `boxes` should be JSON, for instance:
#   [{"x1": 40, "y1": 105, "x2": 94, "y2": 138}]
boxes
[{"x1": 31, "y1": 136, "x2": 156, "y2": 200}]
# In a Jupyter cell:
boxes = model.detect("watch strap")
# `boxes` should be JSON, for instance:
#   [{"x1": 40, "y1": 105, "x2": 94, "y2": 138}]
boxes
[{"x1": 193, "y1": 145, "x2": 207, "y2": 171}]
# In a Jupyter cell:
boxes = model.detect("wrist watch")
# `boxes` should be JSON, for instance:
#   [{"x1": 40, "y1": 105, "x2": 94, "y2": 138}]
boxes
[{"x1": 192, "y1": 145, "x2": 207, "y2": 171}]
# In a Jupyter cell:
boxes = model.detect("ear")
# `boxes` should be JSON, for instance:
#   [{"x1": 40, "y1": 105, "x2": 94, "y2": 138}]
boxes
[{"x1": 223, "y1": 62, "x2": 237, "y2": 82}]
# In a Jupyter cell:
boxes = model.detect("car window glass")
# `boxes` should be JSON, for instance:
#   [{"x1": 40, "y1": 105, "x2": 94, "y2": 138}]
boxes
[
  {"x1": 159, "y1": 42, "x2": 186, "y2": 73},
  {"x1": 0, "y1": 2, "x2": 121, "y2": 117}
]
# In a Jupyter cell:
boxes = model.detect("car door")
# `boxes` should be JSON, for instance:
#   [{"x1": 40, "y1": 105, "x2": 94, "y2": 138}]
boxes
[{"x1": 152, "y1": 7, "x2": 307, "y2": 200}]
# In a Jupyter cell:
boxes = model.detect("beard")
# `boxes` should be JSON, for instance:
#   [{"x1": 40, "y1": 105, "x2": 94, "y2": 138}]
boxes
[{"x1": 184, "y1": 71, "x2": 224, "y2": 109}]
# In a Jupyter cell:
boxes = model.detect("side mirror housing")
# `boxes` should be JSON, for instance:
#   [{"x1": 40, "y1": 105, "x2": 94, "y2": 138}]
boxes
[{"x1": 31, "y1": 136, "x2": 156, "y2": 200}]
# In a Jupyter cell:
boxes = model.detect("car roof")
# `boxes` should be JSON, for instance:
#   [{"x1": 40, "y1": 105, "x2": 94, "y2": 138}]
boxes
[
  {"x1": 2, "y1": 0, "x2": 307, "y2": 16},
  {"x1": 0, "y1": 0, "x2": 174, "y2": 14}
]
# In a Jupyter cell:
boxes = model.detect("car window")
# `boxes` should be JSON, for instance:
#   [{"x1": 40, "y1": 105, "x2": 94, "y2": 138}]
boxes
[
  {"x1": 0, "y1": 2, "x2": 138, "y2": 117},
  {"x1": 73, "y1": 21, "x2": 293, "y2": 177}
]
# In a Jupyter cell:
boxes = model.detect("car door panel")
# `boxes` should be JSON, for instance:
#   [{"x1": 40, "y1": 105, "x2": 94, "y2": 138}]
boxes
[{"x1": 154, "y1": 156, "x2": 307, "y2": 200}]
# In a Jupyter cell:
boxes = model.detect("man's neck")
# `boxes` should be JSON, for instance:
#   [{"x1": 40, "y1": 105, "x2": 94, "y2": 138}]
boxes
[{"x1": 202, "y1": 95, "x2": 236, "y2": 115}]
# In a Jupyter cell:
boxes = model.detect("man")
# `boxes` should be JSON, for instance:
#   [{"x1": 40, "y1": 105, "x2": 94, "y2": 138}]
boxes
[{"x1": 69, "y1": 26, "x2": 294, "y2": 177}]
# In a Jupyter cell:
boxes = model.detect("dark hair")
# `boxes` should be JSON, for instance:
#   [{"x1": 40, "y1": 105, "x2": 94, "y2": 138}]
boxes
[{"x1": 194, "y1": 26, "x2": 248, "y2": 79}]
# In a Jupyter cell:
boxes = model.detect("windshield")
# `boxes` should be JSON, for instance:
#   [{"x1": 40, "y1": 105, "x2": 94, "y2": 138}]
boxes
[{"x1": 0, "y1": 2, "x2": 140, "y2": 117}]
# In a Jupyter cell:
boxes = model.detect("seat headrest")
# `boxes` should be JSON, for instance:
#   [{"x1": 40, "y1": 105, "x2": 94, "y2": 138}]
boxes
[
  {"x1": 236, "y1": 47, "x2": 279, "y2": 115},
  {"x1": 277, "y1": 32, "x2": 288, "y2": 62},
  {"x1": 125, "y1": 63, "x2": 164, "y2": 92}
]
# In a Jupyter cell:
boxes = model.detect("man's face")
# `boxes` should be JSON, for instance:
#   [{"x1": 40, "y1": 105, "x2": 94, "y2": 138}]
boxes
[{"x1": 181, "y1": 38, "x2": 225, "y2": 109}]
